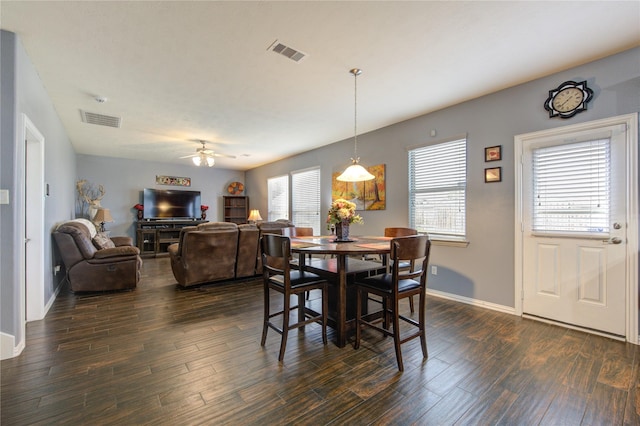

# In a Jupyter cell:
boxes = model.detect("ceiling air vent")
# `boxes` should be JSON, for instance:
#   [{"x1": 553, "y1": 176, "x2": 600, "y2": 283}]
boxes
[
  {"x1": 80, "y1": 110, "x2": 122, "y2": 128},
  {"x1": 268, "y1": 40, "x2": 307, "y2": 63}
]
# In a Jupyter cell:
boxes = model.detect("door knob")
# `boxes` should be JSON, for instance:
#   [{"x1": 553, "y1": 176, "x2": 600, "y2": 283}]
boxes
[
  {"x1": 609, "y1": 237, "x2": 623, "y2": 244},
  {"x1": 612, "y1": 222, "x2": 622, "y2": 230}
]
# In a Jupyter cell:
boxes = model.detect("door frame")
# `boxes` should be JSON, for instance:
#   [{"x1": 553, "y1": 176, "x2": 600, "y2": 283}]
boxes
[
  {"x1": 514, "y1": 113, "x2": 638, "y2": 344},
  {"x1": 19, "y1": 113, "x2": 46, "y2": 331}
]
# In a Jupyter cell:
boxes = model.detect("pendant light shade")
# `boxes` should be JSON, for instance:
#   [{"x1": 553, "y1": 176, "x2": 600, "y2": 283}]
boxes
[{"x1": 337, "y1": 68, "x2": 375, "y2": 182}]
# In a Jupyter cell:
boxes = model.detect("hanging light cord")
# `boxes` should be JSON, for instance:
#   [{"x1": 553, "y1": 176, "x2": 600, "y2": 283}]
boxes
[{"x1": 351, "y1": 68, "x2": 362, "y2": 163}]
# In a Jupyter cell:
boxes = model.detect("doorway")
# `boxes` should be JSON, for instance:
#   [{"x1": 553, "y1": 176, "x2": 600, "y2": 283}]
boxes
[{"x1": 514, "y1": 113, "x2": 638, "y2": 343}]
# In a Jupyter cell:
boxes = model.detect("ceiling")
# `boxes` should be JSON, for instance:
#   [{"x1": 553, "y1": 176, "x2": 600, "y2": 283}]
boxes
[{"x1": 2, "y1": 1, "x2": 639, "y2": 171}]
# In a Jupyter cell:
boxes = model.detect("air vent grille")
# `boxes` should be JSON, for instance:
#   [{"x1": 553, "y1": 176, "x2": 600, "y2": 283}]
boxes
[
  {"x1": 80, "y1": 110, "x2": 121, "y2": 128},
  {"x1": 268, "y1": 40, "x2": 307, "y2": 62}
]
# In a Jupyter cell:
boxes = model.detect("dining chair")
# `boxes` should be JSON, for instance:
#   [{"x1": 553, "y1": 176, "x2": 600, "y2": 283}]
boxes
[
  {"x1": 385, "y1": 227, "x2": 419, "y2": 313},
  {"x1": 354, "y1": 234, "x2": 431, "y2": 371},
  {"x1": 260, "y1": 234, "x2": 328, "y2": 362}
]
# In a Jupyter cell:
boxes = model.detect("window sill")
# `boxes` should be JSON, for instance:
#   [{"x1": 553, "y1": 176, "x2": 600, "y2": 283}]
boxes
[{"x1": 430, "y1": 238, "x2": 469, "y2": 248}]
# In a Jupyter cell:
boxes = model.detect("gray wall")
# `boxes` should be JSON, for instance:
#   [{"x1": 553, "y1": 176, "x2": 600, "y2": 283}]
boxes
[
  {"x1": 245, "y1": 47, "x2": 640, "y2": 309},
  {"x1": 76, "y1": 155, "x2": 245, "y2": 241},
  {"x1": 1, "y1": 31, "x2": 77, "y2": 344}
]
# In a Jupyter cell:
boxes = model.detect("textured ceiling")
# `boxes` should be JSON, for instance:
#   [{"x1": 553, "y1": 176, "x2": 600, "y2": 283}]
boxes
[{"x1": 2, "y1": 1, "x2": 639, "y2": 170}]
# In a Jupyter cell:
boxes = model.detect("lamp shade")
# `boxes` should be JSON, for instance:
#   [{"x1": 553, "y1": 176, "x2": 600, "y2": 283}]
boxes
[
  {"x1": 192, "y1": 156, "x2": 202, "y2": 166},
  {"x1": 336, "y1": 162, "x2": 375, "y2": 182},
  {"x1": 93, "y1": 208, "x2": 113, "y2": 224},
  {"x1": 247, "y1": 209, "x2": 262, "y2": 222}
]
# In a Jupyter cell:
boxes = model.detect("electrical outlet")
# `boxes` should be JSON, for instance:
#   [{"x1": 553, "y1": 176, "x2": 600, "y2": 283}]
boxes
[{"x1": 431, "y1": 265, "x2": 437, "y2": 275}]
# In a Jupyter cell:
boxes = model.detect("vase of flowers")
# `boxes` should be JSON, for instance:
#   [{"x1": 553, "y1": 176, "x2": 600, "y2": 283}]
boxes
[
  {"x1": 200, "y1": 205, "x2": 209, "y2": 220},
  {"x1": 133, "y1": 203, "x2": 144, "y2": 221},
  {"x1": 327, "y1": 198, "x2": 363, "y2": 242}
]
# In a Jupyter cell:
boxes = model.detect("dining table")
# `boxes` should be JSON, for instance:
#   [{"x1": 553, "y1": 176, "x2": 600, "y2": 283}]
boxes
[{"x1": 290, "y1": 235, "x2": 391, "y2": 347}]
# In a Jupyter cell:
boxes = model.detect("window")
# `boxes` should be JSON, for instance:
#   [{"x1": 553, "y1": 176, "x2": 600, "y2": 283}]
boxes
[
  {"x1": 267, "y1": 175, "x2": 289, "y2": 221},
  {"x1": 532, "y1": 139, "x2": 610, "y2": 236},
  {"x1": 291, "y1": 167, "x2": 321, "y2": 234},
  {"x1": 408, "y1": 137, "x2": 467, "y2": 240}
]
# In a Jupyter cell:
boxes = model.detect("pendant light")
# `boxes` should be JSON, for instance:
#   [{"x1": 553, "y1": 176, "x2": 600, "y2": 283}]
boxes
[{"x1": 337, "y1": 68, "x2": 375, "y2": 182}]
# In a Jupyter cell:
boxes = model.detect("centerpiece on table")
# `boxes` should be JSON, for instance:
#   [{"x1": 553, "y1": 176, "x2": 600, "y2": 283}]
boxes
[
  {"x1": 326, "y1": 198, "x2": 363, "y2": 242},
  {"x1": 200, "y1": 205, "x2": 209, "y2": 220}
]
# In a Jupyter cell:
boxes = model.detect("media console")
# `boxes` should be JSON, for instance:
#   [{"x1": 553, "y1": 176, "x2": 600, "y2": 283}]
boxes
[{"x1": 136, "y1": 219, "x2": 207, "y2": 257}]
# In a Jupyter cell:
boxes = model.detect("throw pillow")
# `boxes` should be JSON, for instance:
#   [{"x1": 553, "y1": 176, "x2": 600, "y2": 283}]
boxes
[{"x1": 92, "y1": 232, "x2": 115, "y2": 250}]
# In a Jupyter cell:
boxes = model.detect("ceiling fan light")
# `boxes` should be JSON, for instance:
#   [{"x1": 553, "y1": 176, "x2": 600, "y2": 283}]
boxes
[
  {"x1": 337, "y1": 162, "x2": 375, "y2": 182},
  {"x1": 206, "y1": 156, "x2": 215, "y2": 167},
  {"x1": 192, "y1": 156, "x2": 201, "y2": 166}
]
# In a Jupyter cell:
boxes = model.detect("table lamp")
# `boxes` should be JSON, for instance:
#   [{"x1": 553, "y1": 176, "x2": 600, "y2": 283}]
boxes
[
  {"x1": 247, "y1": 209, "x2": 262, "y2": 224},
  {"x1": 93, "y1": 208, "x2": 113, "y2": 232}
]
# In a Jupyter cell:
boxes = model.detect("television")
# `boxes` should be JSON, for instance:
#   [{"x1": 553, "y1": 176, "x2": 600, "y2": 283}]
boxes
[{"x1": 143, "y1": 188, "x2": 201, "y2": 220}]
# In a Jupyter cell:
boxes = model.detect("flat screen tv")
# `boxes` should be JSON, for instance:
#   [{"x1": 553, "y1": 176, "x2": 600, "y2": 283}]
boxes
[{"x1": 143, "y1": 188, "x2": 201, "y2": 220}]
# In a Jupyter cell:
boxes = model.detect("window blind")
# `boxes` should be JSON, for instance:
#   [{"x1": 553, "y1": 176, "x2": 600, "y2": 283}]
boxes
[
  {"x1": 409, "y1": 138, "x2": 466, "y2": 238},
  {"x1": 532, "y1": 138, "x2": 610, "y2": 235},
  {"x1": 291, "y1": 167, "x2": 321, "y2": 234},
  {"x1": 267, "y1": 175, "x2": 289, "y2": 221}
]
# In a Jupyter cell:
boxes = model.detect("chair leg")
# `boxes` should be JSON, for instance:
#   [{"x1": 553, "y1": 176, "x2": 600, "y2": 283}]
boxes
[
  {"x1": 321, "y1": 285, "x2": 328, "y2": 345},
  {"x1": 409, "y1": 295, "x2": 415, "y2": 313},
  {"x1": 278, "y1": 291, "x2": 290, "y2": 362},
  {"x1": 260, "y1": 284, "x2": 270, "y2": 347},
  {"x1": 419, "y1": 293, "x2": 428, "y2": 359},
  {"x1": 392, "y1": 298, "x2": 404, "y2": 371},
  {"x1": 354, "y1": 287, "x2": 362, "y2": 349}
]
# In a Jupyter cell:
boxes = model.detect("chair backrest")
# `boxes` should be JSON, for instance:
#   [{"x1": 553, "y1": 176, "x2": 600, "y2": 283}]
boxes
[
  {"x1": 390, "y1": 235, "x2": 431, "y2": 284},
  {"x1": 384, "y1": 227, "x2": 418, "y2": 237},
  {"x1": 261, "y1": 234, "x2": 291, "y2": 277},
  {"x1": 282, "y1": 227, "x2": 314, "y2": 237}
]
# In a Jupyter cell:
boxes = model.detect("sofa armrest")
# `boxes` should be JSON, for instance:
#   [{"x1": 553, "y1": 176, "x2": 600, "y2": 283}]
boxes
[
  {"x1": 93, "y1": 246, "x2": 140, "y2": 259},
  {"x1": 111, "y1": 236, "x2": 133, "y2": 247}
]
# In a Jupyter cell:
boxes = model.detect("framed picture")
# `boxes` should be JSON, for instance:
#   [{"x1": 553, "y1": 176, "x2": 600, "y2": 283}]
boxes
[
  {"x1": 484, "y1": 167, "x2": 502, "y2": 183},
  {"x1": 485, "y1": 145, "x2": 502, "y2": 162},
  {"x1": 156, "y1": 175, "x2": 191, "y2": 187}
]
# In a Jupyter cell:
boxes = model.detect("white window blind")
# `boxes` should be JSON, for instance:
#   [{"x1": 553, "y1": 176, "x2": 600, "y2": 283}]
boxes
[
  {"x1": 408, "y1": 138, "x2": 466, "y2": 239},
  {"x1": 291, "y1": 167, "x2": 321, "y2": 234},
  {"x1": 532, "y1": 139, "x2": 610, "y2": 235},
  {"x1": 267, "y1": 175, "x2": 289, "y2": 221}
]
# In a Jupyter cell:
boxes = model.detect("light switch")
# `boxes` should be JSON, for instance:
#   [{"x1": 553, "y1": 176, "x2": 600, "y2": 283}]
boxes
[{"x1": 0, "y1": 189, "x2": 9, "y2": 205}]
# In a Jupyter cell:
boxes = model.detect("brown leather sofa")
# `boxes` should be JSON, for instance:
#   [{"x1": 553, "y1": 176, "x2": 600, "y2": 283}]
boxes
[
  {"x1": 53, "y1": 219, "x2": 142, "y2": 292},
  {"x1": 167, "y1": 220, "x2": 294, "y2": 287}
]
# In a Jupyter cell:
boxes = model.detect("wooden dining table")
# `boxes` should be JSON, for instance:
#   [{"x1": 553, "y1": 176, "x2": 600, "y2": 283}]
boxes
[{"x1": 290, "y1": 235, "x2": 391, "y2": 347}]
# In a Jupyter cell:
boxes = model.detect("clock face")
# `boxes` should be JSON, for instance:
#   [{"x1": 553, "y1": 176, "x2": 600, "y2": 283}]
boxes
[
  {"x1": 551, "y1": 87, "x2": 584, "y2": 113},
  {"x1": 544, "y1": 80, "x2": 593, "y2": 119}
]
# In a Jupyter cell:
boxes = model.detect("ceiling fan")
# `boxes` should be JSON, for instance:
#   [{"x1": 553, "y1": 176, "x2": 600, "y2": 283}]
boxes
[{"x1": 179, "y1": 140, "x2": 236, "y2": 167}]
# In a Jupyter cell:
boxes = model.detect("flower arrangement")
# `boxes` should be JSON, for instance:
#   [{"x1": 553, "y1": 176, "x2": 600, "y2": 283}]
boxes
[
  {"x1": 326, "y1": 199, "x2": 363, "y2": 226},
  {"x1": 200, "y1": 205, "x2": 209, "y2": 212},
  {"x1": 133, "y1": 203, "x2": 144, "y2": 211}
]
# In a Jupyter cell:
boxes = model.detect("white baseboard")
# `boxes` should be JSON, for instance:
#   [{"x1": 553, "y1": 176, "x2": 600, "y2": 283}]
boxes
[
  {"x1": 426, "y1": 288, "x2": 516, "y2": 316},
  {"x1": 0, "y1": 332, "x2": 25, "y2": 360}
]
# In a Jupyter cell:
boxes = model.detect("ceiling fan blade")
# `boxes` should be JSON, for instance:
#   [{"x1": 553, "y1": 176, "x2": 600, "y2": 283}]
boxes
[
  {"x1": 212, "y1": 153, "x2": 236, "y2": 159},
  {"x1": 178, "y1": 153, "x2": 198, "y2": 159}
]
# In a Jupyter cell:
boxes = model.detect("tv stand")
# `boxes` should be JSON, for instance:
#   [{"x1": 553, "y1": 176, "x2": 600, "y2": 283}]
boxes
[{"x1": 136, "y1": 219, "x2": 207, "y2": 257}]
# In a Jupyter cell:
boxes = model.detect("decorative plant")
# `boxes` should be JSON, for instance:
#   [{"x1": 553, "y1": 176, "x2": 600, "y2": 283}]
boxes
[
  {"x1": 327, "y1": 198, "x2": 363, "y2": 226},
  {"x1": 133, "y1": 204, "x2": 144, "y2": 211},
  {"x1": 200, "y1": 205, "x2": 209, "y2": 212}
]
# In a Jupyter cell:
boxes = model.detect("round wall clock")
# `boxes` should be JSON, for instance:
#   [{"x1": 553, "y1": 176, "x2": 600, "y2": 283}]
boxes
[{"x1": 544, "y1": 80, "x2": 593, "y2": 119}]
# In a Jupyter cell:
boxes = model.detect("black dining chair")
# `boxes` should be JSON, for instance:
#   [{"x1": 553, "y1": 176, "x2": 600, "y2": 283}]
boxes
[
  {"x1": 384, "y1": 227, "x2": 419, "y2": 313},
  {"x1": 354, "y1": 234, "x2": 431, "y2": 371},
  {"x1": 260, "y1": 234, "x2": 328, "y2": 362}
]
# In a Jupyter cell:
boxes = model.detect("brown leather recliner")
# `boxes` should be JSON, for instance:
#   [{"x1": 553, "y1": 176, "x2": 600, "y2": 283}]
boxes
[
  {"x1": 168, "y1": 222, "x2": 239, "y2": 287},
  {"x1": 53, "y1": 220, "x2": 142, "y2": 292}
]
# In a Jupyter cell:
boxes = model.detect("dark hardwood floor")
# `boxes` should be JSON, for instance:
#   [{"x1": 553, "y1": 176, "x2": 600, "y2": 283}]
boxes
[{"x1": 2, "y1": 257, "x2": 639, "y2": 425}]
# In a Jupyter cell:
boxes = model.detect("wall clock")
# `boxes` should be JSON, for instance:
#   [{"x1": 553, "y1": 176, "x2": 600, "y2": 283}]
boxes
[{"x1": 544, "y1": 80, "x2": 593, "y2": 119}]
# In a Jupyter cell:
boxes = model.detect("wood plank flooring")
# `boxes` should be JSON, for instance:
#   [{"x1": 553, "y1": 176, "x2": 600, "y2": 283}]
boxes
[{"x1": 2, "y1": 257, "x2": 639, "y2": 425}]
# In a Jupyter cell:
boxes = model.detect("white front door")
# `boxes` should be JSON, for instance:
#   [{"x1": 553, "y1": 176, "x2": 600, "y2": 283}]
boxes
[{"x1": 516, "y1": 114, "x2": 637, "y2": 338}]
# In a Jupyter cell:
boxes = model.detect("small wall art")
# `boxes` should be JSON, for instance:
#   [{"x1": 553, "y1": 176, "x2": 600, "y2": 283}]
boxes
[
  {"x1": 156, "y1": 175, "x2": 191, "y2": 187},
  {"x1": 484, "y1": 167, "x2": 502, "y2": 183},
  {"x1": 484, "y1": 145, "x2": 502, "y2": 162}
]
